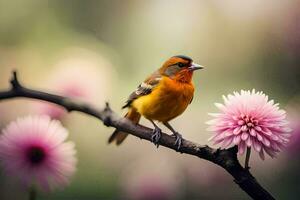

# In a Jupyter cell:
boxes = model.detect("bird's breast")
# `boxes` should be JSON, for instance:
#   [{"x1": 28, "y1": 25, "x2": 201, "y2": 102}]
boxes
[{"x1": 132, "y1": 77, "x2": 194, "y2": 122}]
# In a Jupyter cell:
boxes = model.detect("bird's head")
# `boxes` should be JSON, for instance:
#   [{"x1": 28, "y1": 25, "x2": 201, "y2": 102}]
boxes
[{"x1": 159, "y1": 55, "x2": 204, "y2": 83}]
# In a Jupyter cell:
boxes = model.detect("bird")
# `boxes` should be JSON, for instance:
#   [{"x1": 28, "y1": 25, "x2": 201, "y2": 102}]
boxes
[{"x1": 108, "y1": 55, "x2": 203, "y2": 149}]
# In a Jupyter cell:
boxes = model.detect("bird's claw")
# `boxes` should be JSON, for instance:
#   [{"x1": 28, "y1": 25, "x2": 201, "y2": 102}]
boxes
[
  {"x1": 151, "y1": 127, "x2": 162, "y2": 148},
  {"x1": 172, "y1": 132, "x2": 183, "y2": 150}
]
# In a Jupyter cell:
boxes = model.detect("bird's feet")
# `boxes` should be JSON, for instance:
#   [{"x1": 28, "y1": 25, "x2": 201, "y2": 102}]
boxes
[
  {"x1": 151, "y1": 126, "x2": 162, "y2": 148},
  {"x1": 172, "y1": 132, "x2": 183, "y2": 150}
]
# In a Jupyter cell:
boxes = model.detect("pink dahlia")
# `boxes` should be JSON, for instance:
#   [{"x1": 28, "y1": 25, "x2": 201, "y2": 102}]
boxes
[
  {"x1": 34, "y1": 48, "x2": 113, "y2": 120},
  {"x1": 0, "y1": 115, "x2": 77, "y2": 191},
  {"x1": 35, "y1": 84, "x2": 88, "y2": 120},
  {"x1": 285, "y1": 102, "x2": 300, "y2": 155},
  {"x1": 121, "y1": 157, "x2": 183, "y2": 200},
  {"x1": 207, "y1": 90, "x2": 292, "y2": 159}
]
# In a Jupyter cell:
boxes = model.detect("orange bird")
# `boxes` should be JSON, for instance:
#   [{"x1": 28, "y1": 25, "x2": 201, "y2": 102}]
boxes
[{"x1": 109, "y1": 55, "x2": 203, "y2": 149}]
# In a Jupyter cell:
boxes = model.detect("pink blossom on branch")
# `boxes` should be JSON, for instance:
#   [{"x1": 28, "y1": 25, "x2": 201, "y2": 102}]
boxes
[
  {"x1": 207, "y1": 90, "x2": 292, "y2": 159},
  {"x1": 120, "y1": 157, "x2": 183, "y2": 200},
  {"x1": 0, "y1": 115, "x2": 77, "y2": 191},
  {"x1": 285, "y1": 101, "x2": 300, "y2": 155},
  {"x1": 34, "y1": 47, "x2": 114, "y2": 120}
]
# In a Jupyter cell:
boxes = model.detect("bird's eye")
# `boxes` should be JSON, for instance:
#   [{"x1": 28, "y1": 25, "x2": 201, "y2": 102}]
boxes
[{"x1": 178, "y1": 62, "x2": 184, "y2": 68}]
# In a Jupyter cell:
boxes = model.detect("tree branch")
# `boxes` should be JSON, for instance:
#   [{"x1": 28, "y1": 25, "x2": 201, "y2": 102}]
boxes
[{"x1": 0, "y1": 71, "x2": 275, "y2": 200}]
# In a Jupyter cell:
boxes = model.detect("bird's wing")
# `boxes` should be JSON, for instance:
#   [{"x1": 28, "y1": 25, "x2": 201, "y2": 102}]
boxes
[{"x1": 122, "y1": 71, "x2": 162, "y2": 108}]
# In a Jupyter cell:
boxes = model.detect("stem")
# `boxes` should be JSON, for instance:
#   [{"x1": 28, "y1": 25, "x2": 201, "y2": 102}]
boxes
[
  {"x1": 245, "y1": 147, "x2": 251, "y2": 170},
  {"x1": 29, "y1": 187, "x2": 36, "y2": 200}
]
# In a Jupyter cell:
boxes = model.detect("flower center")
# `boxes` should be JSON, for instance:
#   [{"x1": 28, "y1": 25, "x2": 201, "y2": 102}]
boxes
[
  {"x1": 26, "y1": 146, "x2": 46, "y2": 165},
  {"x1": 238, "y1": 114, "x2": 258, "y2": 131}
]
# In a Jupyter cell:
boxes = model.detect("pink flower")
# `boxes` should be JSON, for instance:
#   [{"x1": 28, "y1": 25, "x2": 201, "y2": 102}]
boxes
[
  {"x1": 0, "y1": 115, "x2": 77, "y2": 191},
  {"x1": 285, "y1": 102, "x2": 300, "y2": 155},
  {"x1": 36, "y1": 82, "x2": 88, "y2": 120},
  {"x1": 184, "y1": 161, "x2": 228, "y2": 188},
  {"x1": 121, "y1": 157, "x2": 183, "y2": 200},
  {"x1": 207, "y1": 90, "x2": 292, "y2": 159},
  {"x1": 125, "y1": 175, "x2": 175, "y2": 200},
  {"x1": 34, "y1": 47, "x2": 114, "y2": 120}
]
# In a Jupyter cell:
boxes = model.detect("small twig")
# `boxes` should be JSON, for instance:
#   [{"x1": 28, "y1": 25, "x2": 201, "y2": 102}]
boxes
[
  {"x1": 0, "y1": 71, "x2": 275, "y2": 200},
  {"x1": 10, "y1": 71, "x2": 22, "y2": 89}
]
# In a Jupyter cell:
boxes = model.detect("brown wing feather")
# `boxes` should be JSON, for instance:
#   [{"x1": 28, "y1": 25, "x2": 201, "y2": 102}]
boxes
[{"x1": 122, "y1": 71, "x2": 161, "y2": 109}]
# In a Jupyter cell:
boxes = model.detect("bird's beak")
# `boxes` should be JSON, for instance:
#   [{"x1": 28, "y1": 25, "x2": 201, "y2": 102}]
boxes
[{"x1": 188, "y1": 63, "x2": 204, "y2": 71}]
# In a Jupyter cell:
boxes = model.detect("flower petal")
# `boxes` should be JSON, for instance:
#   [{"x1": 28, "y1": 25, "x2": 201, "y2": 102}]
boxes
[
  {"x1": 241, "y1": 132, "x2": 249, "y2": 141},
  {"x1": 233, "y1": 135, "x2": 241, "y2": 145},
  {"x1": 238, "y1": 142, "x2": 246, "y2": 155},
  {"x1": 253, "y1": 140, "x2": 262, "y2": 152}
]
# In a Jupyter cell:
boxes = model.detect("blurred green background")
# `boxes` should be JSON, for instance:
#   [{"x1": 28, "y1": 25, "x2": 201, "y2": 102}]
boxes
[{"x1": 0, "y1": 0, "x2": 299, "y2": 199}]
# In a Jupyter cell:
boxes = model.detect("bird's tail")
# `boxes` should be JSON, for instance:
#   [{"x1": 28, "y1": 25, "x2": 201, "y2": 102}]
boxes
[{"x1": 108, "y1": 108, "x2": 141, "y2": 145}]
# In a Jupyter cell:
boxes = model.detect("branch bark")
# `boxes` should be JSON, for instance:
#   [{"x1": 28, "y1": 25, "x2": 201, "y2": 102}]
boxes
[{"x1": 0, "y1": 71, "x2": 275, "y2": 200}]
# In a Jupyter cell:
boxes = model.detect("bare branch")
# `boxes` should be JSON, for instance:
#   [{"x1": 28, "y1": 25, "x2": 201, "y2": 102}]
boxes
[{"x1": 0, "y1": 71, "x2": 275, "y2": 200}]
